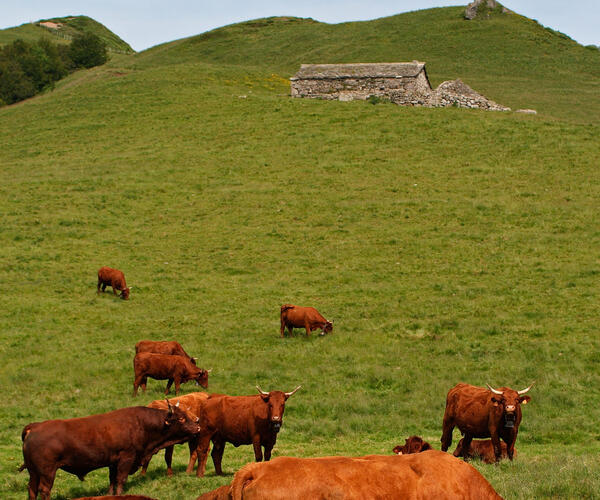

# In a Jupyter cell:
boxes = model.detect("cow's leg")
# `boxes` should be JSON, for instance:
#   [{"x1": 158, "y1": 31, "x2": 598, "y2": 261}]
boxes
[
  {"x1": 140, "y1": 455, "x2": 151, "y2": 476},
  {"x1": 115, "y1": 457, "x2": 135, "y2": 495},
  {"x1": 194, "y1": 433, "x2": 213, "y2": 477},
  {"x1": 164, "y1": 445, "x2": 174, "y2": 476},
  {"x1": 108, "y1": 464, "x2": 117, "y2": 494},
  {"x1": 112, "y1": 286, "x2": 118, "y2": 296},
  {"x1": 264, "y1": 444, "x2": 273, "y2": 461},
  {"x1": 280, "y1": 318, "x2": 286, "y2": 337},
  {"x1": 174, "y1": 377, "x2": 181, "y2": 395},
  {"x1": 460, "y1": 435, "x2": 473, "y2": 460},
  {"x1": 490, "y1": 433, "x2": 502, "y2": 463},
  {"x1": 165, "y1": 378, "x2": 174, "y2": 395},
  {"x1": 440, "y1": 416, "x2": 454, "y2": 452},
  {"x1": 252, "y1": 437, "x2": 264, "y2": 462},
  {"x1": 211, "y1": 438, "x2": 226, "y2": 475},
  {"x1": 97, "y1": 278, "x2": 102, "y2": 294},
  {"x1": 185, "y1": 436, "x2": 200, "y2": 473},
  {"x1": 133, "y1": 375, "x2": 144, "y2": 396},
  {"x1": 304, "y1": 321, "x2": 311, "y2": 337},
  {"x1": 37, "y1": 468, "x2": 57, "y2": 500},
  {"x1": 506, "y1": 433, "x2": 517, "y2": 461},
  {"x1": 141, "y1": 376, "x2": 147, "y2": 393},
  {"x1": 27, "y1": 469, "x2": 40, "y2": 500}
]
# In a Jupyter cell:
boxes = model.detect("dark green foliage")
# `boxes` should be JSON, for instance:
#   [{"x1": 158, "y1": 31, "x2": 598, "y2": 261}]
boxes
[{"x1": 68, "y1": 33, "x2": 108, "y2": 68}]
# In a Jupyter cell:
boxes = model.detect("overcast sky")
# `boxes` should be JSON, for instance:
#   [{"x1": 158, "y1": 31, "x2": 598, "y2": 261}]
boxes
[{"x1": 2, "y1": 1, "x2": 599, "y2": 52}]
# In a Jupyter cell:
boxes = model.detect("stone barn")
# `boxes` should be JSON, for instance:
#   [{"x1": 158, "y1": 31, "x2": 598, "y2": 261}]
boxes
[
  {"x1": 290, "y1": 62, "x2": 432, "y2": 105},
  {"x1": 291, "y1": 61, "x2": 510, "y2": 111}
]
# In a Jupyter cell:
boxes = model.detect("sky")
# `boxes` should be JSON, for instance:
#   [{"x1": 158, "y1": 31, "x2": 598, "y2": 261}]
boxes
[{"x1": 2, "y1": 1, "x2": 599, "y2": 52}]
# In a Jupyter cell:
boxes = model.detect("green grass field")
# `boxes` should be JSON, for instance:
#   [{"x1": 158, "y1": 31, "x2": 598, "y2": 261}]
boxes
[{"x1": 1, "y1": 5, "x2": 599, "y2": 499}]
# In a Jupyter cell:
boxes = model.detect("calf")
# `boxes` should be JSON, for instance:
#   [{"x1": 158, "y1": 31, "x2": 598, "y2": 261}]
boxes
[
  {"x1": 280, "y1": 304, "x2": 333, "y2": 337},
  {"x1": 441, "y1": 382, "x2": 533, "y2": 463},
  {"x1": 21, "y1": 403, "x2": 200, "y2": 500},
  {"x1": 199, "y1": 451, "x2": 502, "y2": 499},
  {"x1": 135, "y1": 340, "x2": 197, "y2": 365},
  {"x1": 192, "y1": 386, "x2": 301, "y2": 477},
  {"x1": 453, "y1": 438, "x2": 513, "y2": 464},
  {"x1": 133, "y1": 353, "x2": 210, "y2": 396},
  {"x1": 97, "y1": 266, "x2": 131, "y2": 300},
  {"x1": 392, "y1": 435, "x2": 432, "y2": 455},
  {"x1": 141, "y1": 392, "x2": 212, "y2": 476}
]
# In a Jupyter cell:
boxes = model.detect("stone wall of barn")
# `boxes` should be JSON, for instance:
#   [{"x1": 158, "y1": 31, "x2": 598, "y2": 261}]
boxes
[
  {"x1": 290, "y1": 71, "x2": 432, "y2": 103},
  {"x1": 291, "y1": 74, "x2": 509, "y2": 111}
]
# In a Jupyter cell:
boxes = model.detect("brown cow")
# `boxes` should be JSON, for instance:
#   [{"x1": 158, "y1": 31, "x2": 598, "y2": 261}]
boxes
[
  {"x1": 197, "y1": 485, "x2": 232, "y2": 500},
  {"x1": 192, "y1": 386, "x2": 301, "y2": 477},
  {"x1": 133, "y1": 353, "x2": 210, "y2": 396},
  {"x1": 136, "y1": 340, "x2": 197, "y2": 365},
  {"x1": 280, "y1": 304, "x2": 333, "y2": 337},
  {"x1": 453, "y1": 438, "x2": 513, "y2": 464},
  {"x1": 97, "y1": 266, "x2": 131, "y2": 300},
  {"x1": 441, "y1": 382, "x2": 533, "y2": 463},
  {"x1": 392, "y1": 435, "x2": 433, "y2": 455},
  {"x1": 199, "y1": 451, "x2": 503, "y2": 499},
  {"x1": 21, "y1": 403, "x2": 200, "y2": 500},
  {"x1": 141, "y1": 392, "x2": 212, "y2": 476}
]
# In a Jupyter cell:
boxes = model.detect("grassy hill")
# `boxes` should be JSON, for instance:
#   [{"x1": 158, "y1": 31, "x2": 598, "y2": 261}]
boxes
[
  {"x1": 0, "y1": 15, "x2": 134, "y2": 53},
  {"x1": 1, "y1": 5, "x2": 599, "y2": 500}
]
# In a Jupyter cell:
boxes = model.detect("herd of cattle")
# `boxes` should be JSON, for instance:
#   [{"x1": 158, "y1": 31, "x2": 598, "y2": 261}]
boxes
[{"x1": 18, "y1": 267, "x2": 534, "y2": 499}]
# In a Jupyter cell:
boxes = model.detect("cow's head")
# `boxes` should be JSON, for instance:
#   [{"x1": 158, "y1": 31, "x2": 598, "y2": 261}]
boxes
[
  {"x1": 194, "y1": 368, "x2": 210, "y2": 388},
  {"x1": 393, "y1": 435, "x2": 432, "y2": 455},
  {"x1": 487, "y1": 383, "x2": 533, "y2": 428},
  {"x1": 121, "y1": 287, "x2": 131, "y2": 300},
  {"x1": 163, "y1": 399, "x2": 201, "y2": 436},
  {"x1": 256, "y1": 385, "x2": 301, "y2": 433},
  {"x1": 323, "y1": 320, "x2": 333, "y2": 334}
]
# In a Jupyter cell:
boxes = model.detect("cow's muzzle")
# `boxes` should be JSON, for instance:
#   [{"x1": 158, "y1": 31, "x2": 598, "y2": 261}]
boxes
[
  {"x1": 504, "y1": 412, "x2": 516, "y2": 428},
  {"x1": 271, "y1": 418, "x2": 282, "y2": 433}
]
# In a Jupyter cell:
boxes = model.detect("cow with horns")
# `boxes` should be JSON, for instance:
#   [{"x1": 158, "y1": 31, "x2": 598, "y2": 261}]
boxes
[
  {"x1": 441, "y1": 382, "x2": 533, "y2": 463},
  {"x1": 192, "y1": 386, "x2": 301, "y2": 477}
]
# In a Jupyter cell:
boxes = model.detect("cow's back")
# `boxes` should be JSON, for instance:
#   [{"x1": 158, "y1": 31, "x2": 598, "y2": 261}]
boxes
[
  {"x1": 281, "y1": 306, "x2": 324, "y2": 326},
  {"x1": 148, "y1": 392, "x2": 210, "y2": 417},
  {"x1": 229, "y1": 452, "x2": 502, "y2": 500}
]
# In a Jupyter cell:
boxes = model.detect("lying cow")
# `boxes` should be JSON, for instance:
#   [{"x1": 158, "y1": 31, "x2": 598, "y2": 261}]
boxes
[
  {"x1": 392, "y1": 435, "x2": 432, "y2": 455},
  {"x1": 280, "y1": 304, "x2": 333, "y2": 337},
  {"x1": 21, "y1": 402, "x2": 200, "y2": 499},
  {"x1": 97, "y1": 266, "x2": 131, "y2": 300},
  {"x1": 192, "y1": 386, "x2": 301, "y2": 477},
  {"x1": 198, "y1": 451, "x2": 502, "y2": 499},
  {"x1": 136, "y1": 340, "x2": 197, "y2": 365},
  {"x1": 72, "y1": 496, "x2": 157, "y2": 500},
  {"x1": 141, "y1": 392, "x2": 212, "y2": 476},
  {"x1": 133, "y1": 353, "x2": 210, "y2": 396},
  {"x1": 453, "y1": 438, "x2": 513, "y2": 464},
  {"x1": 441, "y1": 382, "x2": 533, "y2": 463}
]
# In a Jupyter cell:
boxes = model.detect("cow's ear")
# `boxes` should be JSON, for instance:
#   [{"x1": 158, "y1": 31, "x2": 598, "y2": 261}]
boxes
[
  {"x1": 421, "y1": 442, "x2": 432, "y2": 451},
  {"x1": 491, "y1": 397, "x2": 500, "y2": 406},
  {"x1": 519, "y1": 395, "x2": 531, "y2": 405},
  {"x1": 260, "y1": 394, "x2": 270, "y2": 402},
  {"x1": 164, "y1": 419, "x2": 171, "y2": 427}
]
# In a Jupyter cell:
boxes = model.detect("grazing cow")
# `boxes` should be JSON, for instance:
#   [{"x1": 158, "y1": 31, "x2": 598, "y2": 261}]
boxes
[
  {"x1": 133, "y1": 353, "x2": 210, "y2": 396},
  {"x1": 198, "y1": 451, "x2": 503, "y2": 499},
  {"x1": 21, "y1": 403, "x2": 200, "y2": 500},
  {"x1": 392, "y1": 435, "x2": 432, "y2": 455},
  {"x1": 453, "y1": 438, "x2": 513, "y2": 464},
  {"x1": 280, "y1": 304, "x2": 333, "y2": 337},
  {"x1": 441, "y1": 382, "x2": 533, "y2": 463},
  {"x1": 136, "y1": 340, "x2": 197, "y2": 365},
  {"x1": 141, "y1": 392, "x2": 212, "y2": 476},
  {"x1": 97, "y1": 266, "x2": 131, "y2": 300},
  {"x1": 192, "y1": 386, "x2": 301, "y2": 477}
]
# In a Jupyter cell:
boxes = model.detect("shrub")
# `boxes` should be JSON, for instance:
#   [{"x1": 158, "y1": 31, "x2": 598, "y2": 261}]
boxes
[{"x1": 68, "y1": 33, "x2": 108, "y2": 69}]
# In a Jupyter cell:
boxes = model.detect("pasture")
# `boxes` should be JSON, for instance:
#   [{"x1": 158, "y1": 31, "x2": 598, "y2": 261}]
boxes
[{"x1": 1, "y1": 8, "x2": 600, "y2": 499}]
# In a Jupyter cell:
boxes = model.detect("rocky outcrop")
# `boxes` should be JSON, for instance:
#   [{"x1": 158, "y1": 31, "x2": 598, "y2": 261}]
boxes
[
  {"x1": 465, "y1": 0, "x2": 510, "y2": 20},
  {"x1": 428, "y1": 79, "x2": 510, "y2": 111}
]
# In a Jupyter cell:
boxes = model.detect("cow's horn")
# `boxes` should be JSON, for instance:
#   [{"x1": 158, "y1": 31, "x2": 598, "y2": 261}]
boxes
[
  {"x1": 285, "y1": 385, "x2": 302, "y2": 397},
  {"x1": 486, "y1": 384, "x2": 503, "y2": 395},
  {"x1": 256, "y1": 385, "x2": 269, "y2": 396},
  {"x1": 165, "y1": 398, "x2": 173, "y2": 414},
  {"x1": 518, "y1": 382, "x2": 535, "y2": 395},
  {"x1": 207, "y1": 368, "x2": 212, "y2": 373},
  {"x1": 175, "y1": 401, "x2": 180, "y2": 407}
]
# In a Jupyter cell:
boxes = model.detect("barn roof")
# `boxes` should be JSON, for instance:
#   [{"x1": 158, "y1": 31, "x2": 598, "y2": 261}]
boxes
[{"x1": 291, "y1": 62, "x2": 426, "y2": 80}]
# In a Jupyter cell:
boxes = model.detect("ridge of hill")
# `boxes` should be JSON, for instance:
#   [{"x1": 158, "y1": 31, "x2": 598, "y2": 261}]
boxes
[
  {"x1": 134, "y1": 8, "x2": 599, "y2": 123},
  {"x1": 0, "y1": 15, "x2": 134, "y2": 53}
]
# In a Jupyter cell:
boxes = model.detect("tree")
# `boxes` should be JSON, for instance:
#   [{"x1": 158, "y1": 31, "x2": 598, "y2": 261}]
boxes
[{"x1": 68, "y1": 33, "x2": 108, "y2": 69}]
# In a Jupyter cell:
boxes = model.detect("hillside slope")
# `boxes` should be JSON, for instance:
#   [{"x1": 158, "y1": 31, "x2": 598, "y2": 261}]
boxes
[
  {"x1": 0, "y1": 15, "x2": 133, "y2": 53},
  {"x1": 135, "y1": 7, "x2": 600, "y2": 123}
]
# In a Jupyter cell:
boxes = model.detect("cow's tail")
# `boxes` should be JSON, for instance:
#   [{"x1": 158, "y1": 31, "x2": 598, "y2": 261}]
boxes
[
  {"x1": 280, "y1": 304, "x2": 295, "y2": 314},
  {"x1": 230, "y1": 462, "x2": 259, "y2": 500}
]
